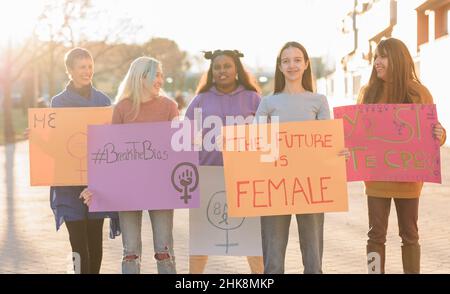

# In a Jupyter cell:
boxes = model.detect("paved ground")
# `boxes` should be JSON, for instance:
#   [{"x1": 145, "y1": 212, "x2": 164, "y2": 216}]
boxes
[
  {"x1": 1, "y1": 97, "x2": 449, "y2": 274},
  {"x1": 1, "y1": 139, "x2": 449, "y2": 274}
]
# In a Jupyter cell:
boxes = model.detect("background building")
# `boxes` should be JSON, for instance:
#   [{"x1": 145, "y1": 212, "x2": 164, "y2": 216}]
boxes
[{"x1": 325, "y1": 0, "x2": 449, "y2": 144}]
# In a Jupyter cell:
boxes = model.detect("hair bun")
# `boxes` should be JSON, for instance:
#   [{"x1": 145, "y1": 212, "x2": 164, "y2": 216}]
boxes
[
  {"x1": 202, "y1": 51, "x2": 214, "y2": 60},
  {"x1": 233, "y1": 50, "x2": 244, "y2": 58},
  {"x1": 202, "y1": 50, "x2": 244, "y2": 60}
]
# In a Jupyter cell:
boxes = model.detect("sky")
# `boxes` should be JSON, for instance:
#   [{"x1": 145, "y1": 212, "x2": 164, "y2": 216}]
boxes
[{"x1": 0, "y1": 0, "x2": 351, "y2": 71}]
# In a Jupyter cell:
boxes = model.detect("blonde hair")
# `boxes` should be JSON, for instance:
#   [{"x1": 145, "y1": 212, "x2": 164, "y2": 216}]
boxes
[{"x1": 115, "y1": 56, "x2": 162, "y2": 120}]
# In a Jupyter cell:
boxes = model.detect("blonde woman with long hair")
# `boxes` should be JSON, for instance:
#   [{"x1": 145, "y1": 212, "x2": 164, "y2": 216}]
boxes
[{"x1": 82, "y1": 57, "x2": 179, "y2": 274}]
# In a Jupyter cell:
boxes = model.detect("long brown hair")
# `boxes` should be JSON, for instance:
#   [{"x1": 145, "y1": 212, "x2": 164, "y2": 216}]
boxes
[
  {"x1": 360, "y1": 38, "x2": 421, "y2": 104},
  {"x1": 274, "y1": 41, "x2": 314, "y2": 94},
  {"x1": 196, "y1": 50, "x2": 261, "y2": 94}
]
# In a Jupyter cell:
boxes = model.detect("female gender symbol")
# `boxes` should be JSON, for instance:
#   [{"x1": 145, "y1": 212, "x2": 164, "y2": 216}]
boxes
[{"x1": 206, "y1": 191, "x2": 245, "y2": 254}]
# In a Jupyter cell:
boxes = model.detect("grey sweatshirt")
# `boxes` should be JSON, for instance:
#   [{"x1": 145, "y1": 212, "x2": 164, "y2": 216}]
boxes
[{"x1": 255, "y1": 92, "x2": 330, "y2": 122}]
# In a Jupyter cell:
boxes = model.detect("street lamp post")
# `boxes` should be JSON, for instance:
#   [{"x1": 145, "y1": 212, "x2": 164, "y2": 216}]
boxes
[{"x1": 166, "y1": 76, "x2": 174, "y2": 96}]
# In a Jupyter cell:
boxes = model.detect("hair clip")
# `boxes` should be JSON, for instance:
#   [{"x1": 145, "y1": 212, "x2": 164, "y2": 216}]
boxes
[
  {"x1": 202, "y1": 51, "x2": 214, "y2": 60},
  {"x1": 202, "y1": 50, "x2": 244, "y2": 60}
]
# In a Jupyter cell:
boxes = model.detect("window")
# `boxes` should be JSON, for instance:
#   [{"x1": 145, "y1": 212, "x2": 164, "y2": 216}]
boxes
[
  {"x1": 344, "y1": 77, "x2": 348, "y2": 97},
  {"x1": 414, "y1": 61, "x2": 421, "y2": 79},
  {"x1": 353, "y1": 75, "x2": 361, "y2": 97},
  {"x1": 448, "y1": 9, "x2": 450, "y2": 33},
  {"x1": 417, "y1": 1, "x2": 450, "y2": 46},
  {"x1": 435, "y1": 3, "x2": 449, "y2": 38},
  {"x1": 417, "y1": 10, "x2": 429, "y2": 47}
]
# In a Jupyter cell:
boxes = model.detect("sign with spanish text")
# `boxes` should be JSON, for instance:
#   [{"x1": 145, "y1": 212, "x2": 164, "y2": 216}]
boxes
[
  {"x1": 222, "y1": 120, "x2": 348, "y2": 217},
  {"x1": 333, "y1": 104, "x2": 441, "y2": 183},
  {"x1": 28, "y1": 107, "x2": 113, "y2": 186},
  {"x1": 87, "y1": 121, "x2": 200, "y2": 212},
  {"x1": 190, "y1": 166, "x2": 262, "y2": 256}
]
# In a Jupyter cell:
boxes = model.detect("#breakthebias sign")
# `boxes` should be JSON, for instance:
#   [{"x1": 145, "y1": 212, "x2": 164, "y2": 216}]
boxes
[{"x1": 87, "y1": 121, "x2": 200, "y2": 212}]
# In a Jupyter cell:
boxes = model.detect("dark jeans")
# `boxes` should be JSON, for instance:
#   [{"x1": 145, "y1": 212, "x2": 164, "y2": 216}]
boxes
[
  {"x1": 65, "y1": 218, "x2": 104, "y2": 274},
  {"x1": 367, "y1": 196, "x2": 419, "y2": 246}
]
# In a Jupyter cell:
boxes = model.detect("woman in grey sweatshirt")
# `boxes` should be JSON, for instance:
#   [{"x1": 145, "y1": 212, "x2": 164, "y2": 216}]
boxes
[{"x1": 255, "y1": 41, "x2": 348, "y2": 274}]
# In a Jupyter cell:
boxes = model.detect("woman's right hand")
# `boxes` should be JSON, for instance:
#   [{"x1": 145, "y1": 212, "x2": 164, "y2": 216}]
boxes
[
  {"x1": 80, "y1": 188, "x2": 93, "y2": 206},
  {"x1": 433, "y1": 122, "x2": 445, "y2": 143},
  {"x1": 338, "y1": 148, "x2": 350, "y2": 161}
]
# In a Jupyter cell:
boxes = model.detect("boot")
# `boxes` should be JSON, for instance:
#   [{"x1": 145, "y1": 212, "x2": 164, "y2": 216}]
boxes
[
  {"x1": 189, "y1": 255, "x2": 208, "y2": 274},
  {"x1": 401, "y1": 244, "x2": 420, "y2": 274},
  {"x1": 367, "y1": 243, "x2": 385, "y2": 274}
]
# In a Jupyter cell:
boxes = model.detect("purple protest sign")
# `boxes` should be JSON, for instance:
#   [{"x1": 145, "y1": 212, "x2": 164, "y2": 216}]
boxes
[
  {"x1": 333, "y1": 104, "x2": 441, "y2": 183},
  {"x1": 87, "y1": 121, "x2": 200, "y2": 211}
]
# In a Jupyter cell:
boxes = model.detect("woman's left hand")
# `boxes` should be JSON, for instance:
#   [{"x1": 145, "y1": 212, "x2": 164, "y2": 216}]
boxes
[
  {"x1": 338, "y1": 148, "x2": 350, "y2": 161},
  {"x1": 433, "y1": 122, "x2": 445, "y2": 142},
  {"x1": 23, "y1": 128, "x2": 30, "y2": 139},
  {"x1": 80, "y1": 188, "x2": 93, "y2": 207}
]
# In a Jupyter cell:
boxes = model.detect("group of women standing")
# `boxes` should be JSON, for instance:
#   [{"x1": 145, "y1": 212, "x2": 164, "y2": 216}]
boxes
[{"x1": 50, "y1": 37, "x2": 446, "y2": 274}]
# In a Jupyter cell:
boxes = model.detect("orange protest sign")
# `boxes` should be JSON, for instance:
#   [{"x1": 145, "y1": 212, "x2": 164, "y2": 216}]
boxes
[
  {"x1": 28, "y1": 107, "x2": 113, "y2": 186},
  {"x1": 222, "y1": 120, "x2": 348, "y2": 217}
]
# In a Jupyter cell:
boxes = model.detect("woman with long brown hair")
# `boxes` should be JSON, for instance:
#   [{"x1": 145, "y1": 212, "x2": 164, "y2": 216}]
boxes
[
  {"x1": 255, "y1": 41, "x2": 348, "y2": 274},
  {"x1": 359, "y1": 37, "x2": 446, "y2": 274}
]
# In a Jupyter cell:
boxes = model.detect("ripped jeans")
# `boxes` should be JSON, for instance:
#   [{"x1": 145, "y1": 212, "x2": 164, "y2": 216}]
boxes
[{"x1": 119, "y1": 210, "x2": 176, "y2": 274}]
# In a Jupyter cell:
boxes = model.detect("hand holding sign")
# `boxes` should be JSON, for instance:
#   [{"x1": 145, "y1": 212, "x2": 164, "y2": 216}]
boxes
[{"x1": 433, "y1": 122, "x2": 445, "y2": 142}]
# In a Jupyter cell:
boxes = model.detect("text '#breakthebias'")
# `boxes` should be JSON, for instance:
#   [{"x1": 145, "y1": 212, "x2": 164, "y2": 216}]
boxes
[{"x1": 91, "y1": 141, "x2": 169, "y2": 164}]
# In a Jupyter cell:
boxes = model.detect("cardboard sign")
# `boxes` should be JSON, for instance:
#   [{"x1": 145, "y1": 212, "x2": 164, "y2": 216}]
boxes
[
  {"x1": 222, "y1": 120, "x2": 348, "y2": 217},
  {"x1": 333, "y1": 104, "x2": 441, "y2": 183},
  {"x1": 87, "y1": 121, "x2": 200, "y2": 211},
  {"x1": 190, "y1": 166, "x2": 262, "y2": 256},
  {"x1": 28, "y1": 107, "x2": 112, "y2": 186}
]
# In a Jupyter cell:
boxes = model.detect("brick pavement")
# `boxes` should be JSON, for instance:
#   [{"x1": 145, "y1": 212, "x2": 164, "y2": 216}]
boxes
[{"x1": 1, "y1": 141, "x2": 449, "y2": 274}]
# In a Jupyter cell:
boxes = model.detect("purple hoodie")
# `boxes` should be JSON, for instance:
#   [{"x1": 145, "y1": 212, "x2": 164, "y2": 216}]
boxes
[{"x1": 185, "y1": 85, "x2": 261, "y2": 166}]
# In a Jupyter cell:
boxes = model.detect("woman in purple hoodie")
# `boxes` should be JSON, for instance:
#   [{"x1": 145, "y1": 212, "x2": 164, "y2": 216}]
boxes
[{"x1": 185, "y1": 50, "x2": 264, "y2": 273}]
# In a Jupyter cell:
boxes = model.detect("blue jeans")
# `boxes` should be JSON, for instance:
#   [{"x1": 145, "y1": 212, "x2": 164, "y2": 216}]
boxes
[
  {"x1": 261, "y1": 213, "x2": 324, "y2": 274},
  {"x1": 119, "y1": 210, "x2": 176, "y2": 274}
]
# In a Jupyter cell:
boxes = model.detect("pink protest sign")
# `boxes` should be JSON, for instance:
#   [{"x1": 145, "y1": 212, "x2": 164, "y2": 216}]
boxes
[
  {"x1": 87, "y1": 121, "x2": 200, "y2": 212},
  {"x1": 333, "y1": 104, "x2": 441, "y2": 183}
]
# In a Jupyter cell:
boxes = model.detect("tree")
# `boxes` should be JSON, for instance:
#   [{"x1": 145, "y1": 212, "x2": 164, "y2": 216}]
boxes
[
  {"x1": 1, "y1": 0, "x2": 189, "y2": 143},
  {"x1": 1, "y1": 0, "x2": 141, "y2": 143},
  {"x1": 1, "y1": 42, "x2": 14, "y2": 143},
  {"x1": 310, "y1": 56, "x2": 335, "y2": 80},
  {"x1": 35, "y1": 0, "x2": 143, "y2": 98},
  {"x1": 90, "y1": 42, "x2": 145, "y2": 96},
  {"x1": 35, "y1": 0, "x2": 93, "y2": 98},
  {"x1": 1, "y1": 32, "x2": 47, "y2": 143},
  {"x1": 143, "y1": 38, "x2": 190, "y2": 92}
]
